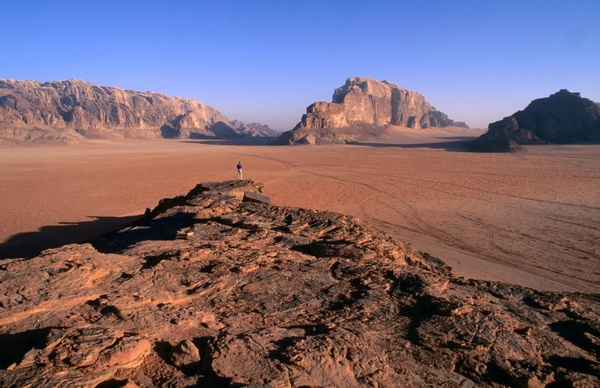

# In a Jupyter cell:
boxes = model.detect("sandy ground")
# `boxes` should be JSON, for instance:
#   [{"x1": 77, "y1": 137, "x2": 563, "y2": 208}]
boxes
[{"x1": 1, "y1": 128, "x2": 599, "y2": 293}]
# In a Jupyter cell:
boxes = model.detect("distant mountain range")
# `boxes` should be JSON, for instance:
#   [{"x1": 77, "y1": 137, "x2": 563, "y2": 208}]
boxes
[
  {"x1": 0, "y1": 79, "x2": 278, "y2": 143},
  {"x1": 277, "y1": 77, "x2": 468, "y2": 145},
  {"x1": 4, "y1": 78, "x2": 597, "y2": 150}
]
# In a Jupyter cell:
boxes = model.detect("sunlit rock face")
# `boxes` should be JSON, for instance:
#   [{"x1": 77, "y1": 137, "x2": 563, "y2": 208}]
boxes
[
  {"x1": 277, "y1": 76, "x2": 466, "y2": 145},
  {"x1": 0, "y1": 79, "x2": 277, "y2": 142}
]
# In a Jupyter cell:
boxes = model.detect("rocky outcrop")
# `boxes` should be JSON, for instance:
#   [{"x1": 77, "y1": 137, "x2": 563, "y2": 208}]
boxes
[
  {"x1": 0, "y1": 79, "x2": 278, "y2": 142},
  {"x1": 470, "y1": 89, "x2": 600, "y2": 152},
  {"x1": 468, "y1": 128, "x2": 527, "y2": 153},
  {"x1": 230, "y1": 120, "x2": 279, "y2": 138},
  {"x1": 1, "y1": 180, "x2": 599, "y2": 387},
  {"x1": 277, "y1": 77, "x2": 467, "y2": 145}
]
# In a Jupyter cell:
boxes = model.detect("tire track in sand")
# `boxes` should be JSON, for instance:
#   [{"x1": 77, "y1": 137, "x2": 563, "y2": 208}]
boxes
[
  {"x1": 583, "y1": 258, "x2": 599, "y2": 281},
  {"x1": 392, "y1": 198, "x2": 471, "y2": 250},
  {"x1": 372, "y1": 214, "x2": 584, "y2": 292},
  {"x1": 367, "y1": 197, "x2": 587, "y2": 291},
  {"x1": 457, "y1": 213, "x2": 598, "y2": 291},
  {"x1": 457, "y1": 214, "x2": 506, "y2": 255},
  {"x1": 299, "y1": 170, "x2": 380, "y2": 223}
]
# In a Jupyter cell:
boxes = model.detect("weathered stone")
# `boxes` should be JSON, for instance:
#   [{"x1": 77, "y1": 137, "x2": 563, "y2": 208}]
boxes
[
  {"x1": 0, "y1": 79, "x2": 278, "y2": 142},
  {"x1": 277, "y1": 77, "x2": 467, "y2": 145},
  {"x1": 470, "y1": 89, "x2": 600, "y2": 152},
  {"x1": 0, "y1": 327, "x2": 150, "y2": 388},
  {"x1": 169, "y1": 340, "x2": 201, "y2": 370},
  {"x1": 242, "y1": 191, "x2": 271, "y2": 204},
  {"x1": 0, "y1": 180, "x2": 598, "y2": 387}
]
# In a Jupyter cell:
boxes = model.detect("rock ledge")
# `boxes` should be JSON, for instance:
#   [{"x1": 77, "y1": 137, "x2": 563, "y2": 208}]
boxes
[{"x1": 1, "y1": 181, "x2": 598, "y2": 387}]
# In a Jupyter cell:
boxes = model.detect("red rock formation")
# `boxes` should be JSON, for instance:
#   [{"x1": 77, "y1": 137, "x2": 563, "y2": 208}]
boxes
[
  {"x1": 0, "y1": 79, "x2": 278, "y2": 142},
  {"x1": 277, "y1": 77, "x2": 467, "y2": 145},
  {"x1": 470, "y1": 89, "x2": 600, "y2": 152},
  {"x1": 1, "y1": 181, "x2": 598, "y2": 387}
]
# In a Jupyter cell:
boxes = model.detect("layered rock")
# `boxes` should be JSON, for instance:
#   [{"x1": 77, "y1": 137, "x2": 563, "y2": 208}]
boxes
[
  {"x1": 277, "y1": 77, "x2": 467, "y2": 145},
  {"x1": 470, "y1": 89, "x2": 600, "y2": 152},
  {"x1": 1, "y1": 180, "x2": 599, "y2": 387},
  {"x1": 230, "y1": 120, "x2": 279, "y2": 138},
  {"x1": 0, "y1": 79, "x2": 278, "y2": 142}
]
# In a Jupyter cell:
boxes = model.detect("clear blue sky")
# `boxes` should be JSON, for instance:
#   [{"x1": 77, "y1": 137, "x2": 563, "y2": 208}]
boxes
[{"x1": 1, "y1": 1, "x2": 599, "y2": 130}]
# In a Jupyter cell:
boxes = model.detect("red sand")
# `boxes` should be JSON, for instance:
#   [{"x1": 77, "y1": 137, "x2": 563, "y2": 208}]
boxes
[{"x1": 1, "y1": 131, "x2": 599, "y2": 293}]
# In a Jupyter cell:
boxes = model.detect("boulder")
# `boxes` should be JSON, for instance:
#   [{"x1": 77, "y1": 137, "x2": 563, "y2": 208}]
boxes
[{"x1": 169, "y1": 340, "x2": 201, "y2": 370}]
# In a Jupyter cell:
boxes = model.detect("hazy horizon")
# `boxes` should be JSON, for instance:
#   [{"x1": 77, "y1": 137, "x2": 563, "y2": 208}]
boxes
[{"x1": 1, "y1": 1, "x2": 599, "y2": 131}]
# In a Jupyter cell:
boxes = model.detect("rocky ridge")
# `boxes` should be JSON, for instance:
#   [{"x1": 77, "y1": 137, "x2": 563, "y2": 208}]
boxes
[
  {"x1": 277, "y1": 77, "x2": 467, "y2": 145},
  {"x1": 0, "y1": 79, "x2": 278, "y2": 143},
  {"x1": 1, "y1": 181, "x2": 599, "y2": 387},
  {"x1": 470, "y1": 89, "x2": 600, "y2": 152}
]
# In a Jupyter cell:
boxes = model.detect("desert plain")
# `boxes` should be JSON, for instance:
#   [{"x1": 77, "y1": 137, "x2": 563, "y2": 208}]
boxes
[{"x1": 1, "y1": 127, "x2": 599, "y2": 294}]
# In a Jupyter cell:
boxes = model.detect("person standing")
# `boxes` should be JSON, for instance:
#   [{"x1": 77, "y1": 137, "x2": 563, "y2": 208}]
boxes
[{"x1": 237, "y1": 161, "x2": 243, "y2": 180}]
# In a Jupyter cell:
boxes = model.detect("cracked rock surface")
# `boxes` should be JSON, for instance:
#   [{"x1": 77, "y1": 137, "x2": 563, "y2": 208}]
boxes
[{"x1": 1, "y1": 180, "x2": 599, "y2": 387}]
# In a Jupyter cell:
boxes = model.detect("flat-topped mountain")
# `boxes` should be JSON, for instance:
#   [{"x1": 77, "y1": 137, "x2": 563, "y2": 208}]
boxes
[
  {"x1": 0, "y1": 79, "x2": 278, "y2": 143},
  {"x1": 470, "y1": 89, "x2": 600, "y2": 152},
  {"x1": 1, "y1": 180, "x2": 598, "y2": 387},
  {"x1": 277, "y1": 77, "x2": 467, "y2": 145}
]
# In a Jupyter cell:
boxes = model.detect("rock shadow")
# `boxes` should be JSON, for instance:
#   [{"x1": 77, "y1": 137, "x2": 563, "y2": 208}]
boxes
[
  {"x1": 160, "y1": 124, "x2": 180, "y2": 138},
  {"x1": 545, "y1": 355, "x2": 599, "y2": 377},
  {"x1": 0, "y1": 215, "x2": 141, "y2": 260},
  {"x1": 268, "y1": 326, "x2": 331, "y2": 366},
  {"x1": 181, "y1": 137, "x2": 279, "y2": 146},
  {"x1": 91, "y1": 212, "x2": 197, "y2": 254},
  {"x1": 192, "y1": 336, "x2": 235, "y2": 387},
  {"x1": 349, "y1": 136, "x2": 477, "y2": 151},
  {"x1": 549, "y1": 320, "x2": 600, "y2": 355},
  {"x1": 0, "y1": 327, "x2": 54, "y2": 369},
  {"x1": 95, "y1": 379, "x2": 131, "y2": 388}
]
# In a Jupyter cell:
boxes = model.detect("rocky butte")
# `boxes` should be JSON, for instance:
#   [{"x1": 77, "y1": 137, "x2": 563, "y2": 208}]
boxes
[
  {"x1": 0, "y1": 79, "x2": 278, "y2": 143},
  {"x1": 277, "y1": 77, "x2": 468, "y2": 145},
  {"x1": 1, "y1": 181, "x2": 599, "y2": 387},
  {"x1": 469, "y1": 89, "x2": 600, "y2": 152}
]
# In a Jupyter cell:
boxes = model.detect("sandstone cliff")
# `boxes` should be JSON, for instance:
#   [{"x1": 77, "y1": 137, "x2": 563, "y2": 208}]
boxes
[
  {"x1": 0, "y1": 79, "x2": 278, "y2": 143},
  {"x1": 470, "y1": 89, "x2": 600, "y2": 152},
  {"x1": 1, "y1": 181, "x2": 598, "y2": 387},
  {"x1": 277, "y1": 77, "x2": 467, "y2": 145}
]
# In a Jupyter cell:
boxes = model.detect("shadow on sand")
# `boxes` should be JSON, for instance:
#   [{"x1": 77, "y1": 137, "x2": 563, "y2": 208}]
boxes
[
  {"x1": 0, "y1": 215, "x2": 141, "y2": 260},
  {"x1": 348, "y1": 136, "x2": 476, "y2": 151},
  {"x1": 181, "y1": 137, "x2": 279, "y2": 146},
  {"x1": 182, "y1": 136, "x2": 475, "y2": 150}
]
